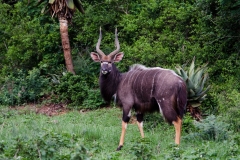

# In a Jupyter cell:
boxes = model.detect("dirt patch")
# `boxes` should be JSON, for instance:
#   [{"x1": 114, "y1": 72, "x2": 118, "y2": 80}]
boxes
[
  {"x1": 11, "y1": 104, "x2": 137, "y2": 121},
  {"x1": 36, "y1": 103, "x2": 67, "y2": 116},
  {"x1": 11, "y1": 103, "x2": 68, "y2": 116}
]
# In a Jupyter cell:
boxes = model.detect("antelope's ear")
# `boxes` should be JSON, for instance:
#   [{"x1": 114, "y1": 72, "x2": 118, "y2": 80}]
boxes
[
  {"x1": 90, "y1": 52, "x2": 101, "y2": 62},
  {"x1": 113, "y1": 52, "x2": 124, "y2": 62}
]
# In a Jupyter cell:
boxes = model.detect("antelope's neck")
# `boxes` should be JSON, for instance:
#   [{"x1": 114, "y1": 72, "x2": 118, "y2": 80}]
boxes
[{"x1": 99, "y1": 64, "x2": 122, "y2": 102}]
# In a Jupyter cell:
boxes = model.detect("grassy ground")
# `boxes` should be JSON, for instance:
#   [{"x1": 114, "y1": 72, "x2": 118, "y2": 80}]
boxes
[{"x1": 0, "y1": 106, "x2": 239, "y2": 159}]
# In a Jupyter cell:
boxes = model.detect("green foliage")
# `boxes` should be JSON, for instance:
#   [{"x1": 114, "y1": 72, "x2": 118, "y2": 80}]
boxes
[
  {"x1": 54, "y1": 72, "x2": 89, "y2": 106},
  {"x1": 185, "y1": 115, "x2": 230, "y2": 141},
  {"x1": 217, "y1": 89, "x2": 240, "y2": 132},
  {"x1": 70, "y1": 143, "x2": 90, "y2": 160},
  {"x1": 0, "y1": 68, "x2": 49, "y2": 105},
  {"x1": 163, "y1": 141, "x2": 240, "y2": 160},
  {"x1": 143, "y1": 112, "x2": 165, "y2": 131},
  {"x1": 163, "y1": 144, "x2": 184, "y2": 159},
  {"x1": 81, "y1": 127, "x2": 102, "y2": 141},
  {"x1": 1, "y1": 107, "x2": 240, "y2": 159},
  {"x1": 200, "y1": 91, "x2": 219, "y2": 115},
  {"x1": 38, "y1": 0, "x2": 84, "y2": 17},
  {"x1": 128, "y1": 138, "x2": 155, "y2": 160},
  {"x1": 182, "y1": 113, "x2": 196, "y2": 133},
  {"x1": 0, "y1": 1, "x2": 61, "y2": 77},
  {"x1": 54, "y1": 72, "x2": 105, "y2": 108},
  {"x1": 194, "y1": 0, "x2": 240, "y2": 84},
  {"x1": 0, "y1": 131, "x2": 90, "y2": 159},
  {"x1": 82, "y1": 89, "x2": 105, "y2": 109},
  {"x1": 176, "y1": 57, "x2": 211, "y2": 107},
  {"x1": 0, "y1": 0, "x2": 239, "y2": 118}
]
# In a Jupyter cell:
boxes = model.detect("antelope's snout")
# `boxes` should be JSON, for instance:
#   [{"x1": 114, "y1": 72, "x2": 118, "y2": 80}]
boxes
[{"x1": 101, "y1": 62, "x2": 112, "y2": 75}]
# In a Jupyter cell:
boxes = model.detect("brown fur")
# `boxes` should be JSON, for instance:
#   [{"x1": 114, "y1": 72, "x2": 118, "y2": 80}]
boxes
[
  {"x1": 99, "y1": 63, "x2": 121, "y2": 102},
  {"x1": 115, "y1": 64, "x2": 187, "y2": 124},
  {"x1": 90, "y1": 28, "x2": 187, "y2": 150}
]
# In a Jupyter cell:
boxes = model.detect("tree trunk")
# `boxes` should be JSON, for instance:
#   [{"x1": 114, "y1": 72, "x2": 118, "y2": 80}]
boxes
[{"x1": 59, "y1": 17, "x2": 75, "y2": 74}]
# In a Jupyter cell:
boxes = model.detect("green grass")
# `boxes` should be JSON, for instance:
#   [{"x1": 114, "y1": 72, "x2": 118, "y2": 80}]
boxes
[{"x1": 0, "y1": 106, "x2": 239, "y2": 159}]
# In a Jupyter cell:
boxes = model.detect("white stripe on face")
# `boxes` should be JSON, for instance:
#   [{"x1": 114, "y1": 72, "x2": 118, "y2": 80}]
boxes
[{"x1": 101, "y1": 61, "x2": 112, "y2": 74}]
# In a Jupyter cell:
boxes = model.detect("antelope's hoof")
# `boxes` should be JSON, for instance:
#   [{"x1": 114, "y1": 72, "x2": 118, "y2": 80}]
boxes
[{"x1": 116, "y1": 145, "x2": 123, "y2": 151}]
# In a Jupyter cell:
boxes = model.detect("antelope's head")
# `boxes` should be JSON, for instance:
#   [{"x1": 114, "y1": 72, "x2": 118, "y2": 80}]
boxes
[{"x1": 91, "y1": 27, "x2": 124, "y2": 75}]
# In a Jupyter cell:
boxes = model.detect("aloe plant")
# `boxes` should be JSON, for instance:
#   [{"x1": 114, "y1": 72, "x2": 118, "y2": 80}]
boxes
[{"x1": 176, "y1": 57, "x2": 211, "y2": 120}]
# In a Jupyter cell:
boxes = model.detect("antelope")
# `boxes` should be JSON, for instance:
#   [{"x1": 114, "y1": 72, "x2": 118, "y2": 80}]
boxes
[{"x1": 90, "y1": 27, "x2": 187, "y2": 151}]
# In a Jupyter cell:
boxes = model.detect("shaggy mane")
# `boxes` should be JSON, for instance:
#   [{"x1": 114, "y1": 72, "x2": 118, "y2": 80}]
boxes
[
  {"x1": 129, "y1": 64, "x2": 179, "y2": 77},
  {"x1": 129, "y1": 64, "x2": 148, "y2": 71}
]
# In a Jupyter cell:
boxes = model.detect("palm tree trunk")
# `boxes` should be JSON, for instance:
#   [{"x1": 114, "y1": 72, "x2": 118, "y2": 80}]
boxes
[{"x1": 59, "y1": 18, "x2": 75, "y2": 74}]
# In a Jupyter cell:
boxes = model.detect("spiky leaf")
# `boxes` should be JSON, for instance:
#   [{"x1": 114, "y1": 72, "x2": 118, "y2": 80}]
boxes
[
  {"x1": 41, "y1": 5, "x2": 47, "y2": 14},
  {"x1": 73, "y1": 0, "x2": 84, "y2": 14},
  {"x1": 186, "y1": 78, "x2": 195, "y2": 90},
  {"x1": 189, "y1": 102, "x2": 201, "y2": 107},
  {"x1": 189, "y1": 89, "x2": 196, "y2": 97},
  {"x1": 175, "y1": 66, "x2": 181, "y2": 75},
  {"x1": 38, "y1": 0, "x2": 45, "y2": 4},
  {"x1": 180, "y1": 69, "x2": 188, "y2": 81},
  {"x1": 66, "y1": 0, "x2": 75, "y2": 10},
  {"x1": 198, "y1": 94, "x2": 207, "y2": 102},
  {"x1": 49, "y1": 0, "x2": 55, "y2": 4},
  {"x1": 175, "y1": 57, "x2": 211, "y2": 108},
  {"x1": 189, "y1": 56, "x2": 195, "y2": 80},
  {"x1": 196, "y1": 73, "x2": 209, "y2": 95},
  {"x1": 195, "y1": 85, "x2": 211, "y2": 98},
  {"x1": 192, "y1": 67, "x2": 204, "y2": 85}
]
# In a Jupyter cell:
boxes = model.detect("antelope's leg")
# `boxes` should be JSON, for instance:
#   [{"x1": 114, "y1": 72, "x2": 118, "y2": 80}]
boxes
[
  {"x1": 172, "y1": 117, "x2": 182, "y2": 145},
  {"x1": 136, "y1": 113, "x2": 144, "y2": 138},
  {"x1": 117, "y1": 110, "x2": 131, "y2": 151},
  {"x1": 117, "y1": 121, "x2": 128, "y2": 151}
]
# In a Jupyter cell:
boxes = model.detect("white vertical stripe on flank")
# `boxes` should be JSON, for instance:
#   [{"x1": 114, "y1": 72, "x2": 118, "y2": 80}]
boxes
[
  {"x1": 157, "y1": 72, "x2": 170, "y2": 95},
  {"x1": 127, "y1": 110, "x2": 131, "y2": 117},
  {"x1": 140, "y1": 71, "x2": 148, "y2": 96},
  {"x1": 150, "y1": 71, "x2": 159, "y2": 97},
  {"x1": 129, "y1": 71, "x2": 138, "y2": 86},
  {"x1": 132, "y1": 71, "x2": 142, "y2": 90},
  {"x1": 121, "y1": 72, "x2": 130, "y2": 86},
  {"x1": 157, "y1": 101, "x2": 163, "y2": 115}
]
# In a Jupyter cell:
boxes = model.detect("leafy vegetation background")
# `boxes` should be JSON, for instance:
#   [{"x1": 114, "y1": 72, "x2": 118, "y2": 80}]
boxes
[{"x1": 0, "y1": 0, "x2": 239, "y2": 159}]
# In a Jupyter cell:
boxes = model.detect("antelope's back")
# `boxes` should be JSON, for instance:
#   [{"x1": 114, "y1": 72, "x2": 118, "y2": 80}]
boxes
[{"x1": 119, "y1": 64, "x2": 185, "y2": 103}]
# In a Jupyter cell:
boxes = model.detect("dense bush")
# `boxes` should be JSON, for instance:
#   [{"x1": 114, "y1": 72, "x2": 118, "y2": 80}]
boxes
[
  {"x1": 0, "y1": 131, "x2": 90, "y2": 159},
  {"x1": 128, "y1": 138, "x2": 155, "y2": 160},
  {"x1": 217, "y1": 89, "x2": 240, "y2": 132},
  {"x1": 0, "y1": 68, "x2": 49, "y2": 105},
  {"x1": 163, "y1": 139, "x2": 240, "y2": 159},
  {"x1": 184, "y1": 115, "x2": 230, "y2": 141},
  {"x1": 0, "y1": 0, "x2": 239, "y2": 118},
  {"x1": 0, "y1": 2, "x2": 239, "y2": 159},
  {"x1": 53, "y1": 72, "x2": 105, "y2": 109},
  {"x1": 0, "y1": 1, "x2": 62, "y2": 77},
  {"x1": 54, "y1": 73, "x2": 89, "y2": 106},
  {"x1": 143, "y1": 112, "x2": 165, "y2": 131}
]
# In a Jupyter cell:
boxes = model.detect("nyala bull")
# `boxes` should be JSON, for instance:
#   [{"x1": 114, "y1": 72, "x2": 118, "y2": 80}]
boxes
[{"x1": 90, "y1": 27, "x2": 187, "y2": 151}]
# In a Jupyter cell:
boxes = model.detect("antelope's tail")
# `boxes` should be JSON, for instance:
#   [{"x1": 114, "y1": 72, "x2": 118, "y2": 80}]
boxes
[{"x1": 177, "y1": 82, "x2": 187, "y2": 119}]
